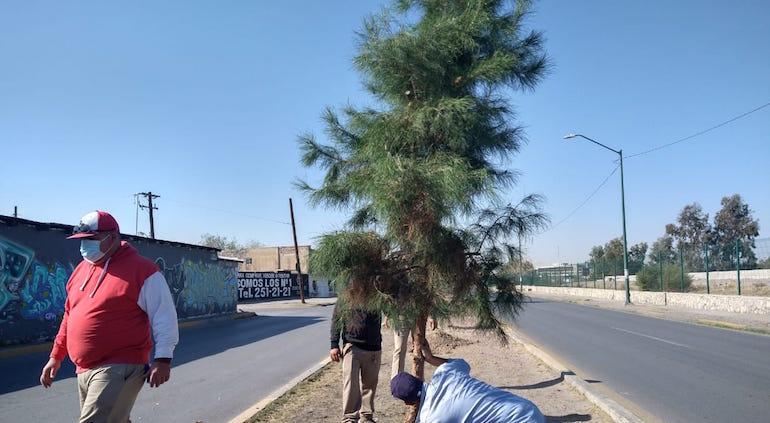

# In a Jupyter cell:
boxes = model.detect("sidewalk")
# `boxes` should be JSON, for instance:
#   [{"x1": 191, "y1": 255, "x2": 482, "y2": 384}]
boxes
[
  {"x1": 530, "y1": 292, "x2": 770, "y2": 335},
  {"x1": 238, "y1": 297, "x2": 338, "y2": 311},
  {"x1": 248, "y1": 321, "x2": 612, "y2": 422}
]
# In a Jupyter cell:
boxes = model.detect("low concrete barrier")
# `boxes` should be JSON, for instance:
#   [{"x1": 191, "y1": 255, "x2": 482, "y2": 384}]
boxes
[{"x1": 522, "y1": 285, "x2": 770, "y2": 315}]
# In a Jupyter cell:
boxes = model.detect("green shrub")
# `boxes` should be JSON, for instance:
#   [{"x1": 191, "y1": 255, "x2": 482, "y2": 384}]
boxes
[{"x1": 636, "y1": 264, "x2": 692, "y2": 292}]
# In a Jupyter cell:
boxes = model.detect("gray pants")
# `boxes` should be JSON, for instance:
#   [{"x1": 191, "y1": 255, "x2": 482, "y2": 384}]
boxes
[
  {"x1": 342, "y1": 343, "x2": 381, "y2": 423},
  {"x1": 77, "y1": 364, "x2": 146, "y2": 423}
]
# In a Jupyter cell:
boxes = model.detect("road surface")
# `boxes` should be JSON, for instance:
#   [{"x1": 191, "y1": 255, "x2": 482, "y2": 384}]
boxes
[
  {"x1": 513, "y1": 298, "x2": 770, "y2": 422},
  {"x1": 0, "y1": 304, "x2": 334, "y2": 422}
]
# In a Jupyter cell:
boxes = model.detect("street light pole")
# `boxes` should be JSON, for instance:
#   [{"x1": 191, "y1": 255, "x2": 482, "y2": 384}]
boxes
[
  {"x1": 619, "y1": 149, "x2": 630, "y2": 304},
  {"x1": 564, "y1": 133, "x2": 631, "y2": 305}
]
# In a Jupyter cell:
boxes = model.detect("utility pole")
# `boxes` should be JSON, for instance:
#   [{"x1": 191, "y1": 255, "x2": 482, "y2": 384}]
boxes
[
  {"x1": 136, "y1": 192, "x2": 160, "y2": 239},
  {"x1": 289, "y1": 198, "x2": 306, "y2": 304},
  {"x1": 659, "y1": 251, "x2": 664, "y2": 292},
  {"x1": 564, "y1": 134, "x2": 631, "y2": 304},
  {"x1": 13, "y1": 206, "x2": 18, "y2": 218},
  {"x1": 735, "y1": 239, "x2": 741, "y2": 295},
  {"x1": 704, "y1": 245, "x2": 710, "y2": 294},
  {"x1": 679, "y1": 245, "x2": 685, "y2": 293}
]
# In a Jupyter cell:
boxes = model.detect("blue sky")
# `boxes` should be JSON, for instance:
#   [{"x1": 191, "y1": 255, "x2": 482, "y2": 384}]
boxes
[{"x1": 1, "y1": 1, "x2": 768, "y2": 266}]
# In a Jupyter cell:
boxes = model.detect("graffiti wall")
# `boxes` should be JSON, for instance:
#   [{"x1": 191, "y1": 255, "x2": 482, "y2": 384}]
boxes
[{"x1": 0, "y1": 216, "x2": 239, "y2": 346}]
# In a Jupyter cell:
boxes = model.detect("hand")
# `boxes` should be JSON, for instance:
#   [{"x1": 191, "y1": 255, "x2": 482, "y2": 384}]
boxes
[
  {"x1": 420, "y1": 340, "x2": 433, "y2": 358},
  {"x1": 330, "y1": 348, "x2": 342, "y2": 362},
  {"x1": 147, "y1": 359, "x2": 171, "y2": 388},
  {"x1": 40, "y1": 358, "x2": 61, "y2": 388}
]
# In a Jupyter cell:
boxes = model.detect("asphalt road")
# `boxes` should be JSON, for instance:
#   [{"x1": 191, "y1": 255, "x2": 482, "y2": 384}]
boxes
[
  {"x1": 513, "y1": 298, "x2": 770, "y2": 423},
  {"x1": 0, "y1": 304, "x2": 334, "y2": 422}
]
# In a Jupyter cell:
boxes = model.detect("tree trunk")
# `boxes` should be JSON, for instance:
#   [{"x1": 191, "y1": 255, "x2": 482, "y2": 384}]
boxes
[{"x1": 403, "y1": 314, "x2": 428, "y2": 423}]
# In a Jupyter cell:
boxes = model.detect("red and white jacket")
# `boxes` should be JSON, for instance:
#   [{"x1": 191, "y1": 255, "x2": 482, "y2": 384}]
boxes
[{"x1": 51, "y1": 241, "x2": 179, "y2": 373}]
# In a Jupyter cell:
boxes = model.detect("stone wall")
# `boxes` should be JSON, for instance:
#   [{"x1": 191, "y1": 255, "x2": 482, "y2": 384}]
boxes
[{"x1": 522, "y1": 285, "x2": 770, "y2": 315}]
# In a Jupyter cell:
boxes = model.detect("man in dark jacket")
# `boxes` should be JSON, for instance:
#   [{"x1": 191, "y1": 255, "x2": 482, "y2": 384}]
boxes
[{"x1": 330, "y1": 303, "x2": 382, "y2": 423}]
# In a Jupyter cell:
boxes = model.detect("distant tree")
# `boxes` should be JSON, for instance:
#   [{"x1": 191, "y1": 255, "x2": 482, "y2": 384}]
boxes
[
  {"x1": 589, "y1": 245, "x2": 604, "y2": 262},
  {"x1": 627, "y1": 242, "x2": 648, "y2": 274},
  {"x1": 602, "y1": 238, "x2": 624, "y2": 275},
  {"x1": 199, "y1": 233, "x2": 261, "y2": 258},
  {"x1": 757, "y1": 256, "x2": 770, "y2": 269},
  {"x1": 587, "y1": 245, "x2": 605, "y2": 278},
  {"x1": 665, "y1": 203, "x2": 712, "y2": 270},
  {"x1": 712, "y1": 194, "x2": 760, "y2": 269},
  {"x1": 588, "y1": 238, "x2": 645, "y2": 275},
  {"x1": 649, "y1": 235, "x2": 677, "y2": 264}
]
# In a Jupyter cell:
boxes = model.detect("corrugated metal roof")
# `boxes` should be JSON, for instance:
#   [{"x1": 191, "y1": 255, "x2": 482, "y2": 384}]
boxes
[{"x1": 218, "y1": 255, "x2": 245, "y2": 262}]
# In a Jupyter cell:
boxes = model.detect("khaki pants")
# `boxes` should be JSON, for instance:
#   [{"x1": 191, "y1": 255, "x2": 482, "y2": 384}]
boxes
[
  {"x1": 391, "y1": 327, "x2": 413, "y2": 379},
  {"x1": 342, "y1": 343, "x2": 381, "y2": 423},
  {"x1": 77, "y1": 364, "x2": 147, "y2": 423}
]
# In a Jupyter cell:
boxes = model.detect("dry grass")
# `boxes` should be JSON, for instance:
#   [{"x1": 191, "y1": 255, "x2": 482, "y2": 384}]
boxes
[
  {"x1": 687, "y1": 281, "x2": 770, "y2": 297},
  {"x1": 248, "y1": 321, "x2": 611, "y2": 423}
]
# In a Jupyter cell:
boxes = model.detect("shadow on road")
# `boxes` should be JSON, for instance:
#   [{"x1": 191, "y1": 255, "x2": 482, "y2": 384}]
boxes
[
  {"x1": 545, "y1": 413, "x2": 592, "y2": 422},
  {"x1": 0, "y1": 314, "x2": 323, "y2": 395},
  {"x1": 499, "y1": 371, "x2": 575, "y2": 390}
]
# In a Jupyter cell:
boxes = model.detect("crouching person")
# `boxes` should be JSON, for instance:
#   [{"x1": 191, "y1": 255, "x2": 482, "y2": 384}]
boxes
[{"x1": 390, "y1": 342, "x2": 544, "y2": 423}]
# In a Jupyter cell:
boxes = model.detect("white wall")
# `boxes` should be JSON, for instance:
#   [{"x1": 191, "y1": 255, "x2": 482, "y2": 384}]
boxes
[{"x1": 522, "y1": 285, "x2": 770, "y2": 315}]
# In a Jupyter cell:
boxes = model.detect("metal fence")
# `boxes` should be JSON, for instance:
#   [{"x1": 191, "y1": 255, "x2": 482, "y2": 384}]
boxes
[{"x1": 518, "y1": 237, "x2": 770, "y2": 296}]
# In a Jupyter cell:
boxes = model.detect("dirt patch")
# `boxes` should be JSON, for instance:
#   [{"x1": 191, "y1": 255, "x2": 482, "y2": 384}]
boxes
[
  {"x1": 248, "y1": 321, "x2": 611, "y2": 422},
  {"x1": 425, "y1": 329, "x2": 477, "y2": 354}
]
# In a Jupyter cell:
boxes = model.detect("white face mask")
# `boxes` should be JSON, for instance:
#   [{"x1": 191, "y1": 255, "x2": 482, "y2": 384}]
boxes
[{"x1": 80, "y1": 239, "x2": 107, "y2": 263}]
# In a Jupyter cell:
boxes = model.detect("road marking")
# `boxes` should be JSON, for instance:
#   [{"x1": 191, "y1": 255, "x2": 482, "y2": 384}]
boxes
[{"x1": 610, "y1": 327, "x2": 691, "y2": 348}]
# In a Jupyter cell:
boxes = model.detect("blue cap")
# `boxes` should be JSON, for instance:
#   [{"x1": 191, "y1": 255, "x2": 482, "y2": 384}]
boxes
[{"x1": 390, "y1": 372, "x2": 422, "y2": 403}]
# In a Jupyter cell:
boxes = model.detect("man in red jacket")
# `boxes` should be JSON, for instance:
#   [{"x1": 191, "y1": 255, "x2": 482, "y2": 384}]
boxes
[{"x1": 39, "y1": 211, "x2": 179, "y2": 423}]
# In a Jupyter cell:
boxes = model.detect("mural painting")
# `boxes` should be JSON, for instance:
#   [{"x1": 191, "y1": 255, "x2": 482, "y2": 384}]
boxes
[
  {"x1": 1, "y1": 236, "x2": 75, "y2": 345},
  {"x1": 1, "y1": 228, "x2": 238, "y2": 346},
  {"x1": 155, "y1": 258, "x2": 238, "y2": 319}
]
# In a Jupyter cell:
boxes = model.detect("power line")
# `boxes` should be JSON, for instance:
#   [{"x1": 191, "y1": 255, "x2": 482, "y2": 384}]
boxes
[
  {"x1": 625, "y1": 100, "x2": 770, "y2": 159},
  {"x1": 544, "y1": 164, "x2": 620, "y2": 233},
  {"x1": 162, "y1": 198, "x2": 291, "y2": 225}
]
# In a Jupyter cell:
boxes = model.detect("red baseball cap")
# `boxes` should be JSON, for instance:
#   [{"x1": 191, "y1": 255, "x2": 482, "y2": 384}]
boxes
[{"x1": 67, "y1": 211, "x2": 120, "y2": 239}]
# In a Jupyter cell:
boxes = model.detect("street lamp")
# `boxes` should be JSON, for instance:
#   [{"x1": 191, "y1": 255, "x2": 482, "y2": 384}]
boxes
[{"x1": 563, "y1": 133, "x2": 631, "y2": 305}]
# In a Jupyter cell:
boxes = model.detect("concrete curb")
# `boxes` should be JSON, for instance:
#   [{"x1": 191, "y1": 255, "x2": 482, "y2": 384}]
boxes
[
  {"x1": 238, "y1": 298, "x2": 338, "y2": 310},
  {"x1": 507, "y1": 329, "x2": 644, "y2": 423},
  {"x1": 0, "y1": 342, "x2": 53, "y2": 359},
  {"x1": 228, "y1": 356, "x2": 332, "y2": 423}
]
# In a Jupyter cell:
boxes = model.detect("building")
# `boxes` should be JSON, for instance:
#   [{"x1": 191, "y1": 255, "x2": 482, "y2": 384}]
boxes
[
  {"x1": 238, "y1": 245, "x2": 310, "y2": 273},
  {"x1": 238, "y1": 245, "x2": 334, "y2": 297}
]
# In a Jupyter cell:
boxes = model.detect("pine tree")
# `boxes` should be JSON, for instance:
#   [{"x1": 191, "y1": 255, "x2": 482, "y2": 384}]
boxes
[{"x1": 298, "y1": 1, "x2": 548, "y2": 419}]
